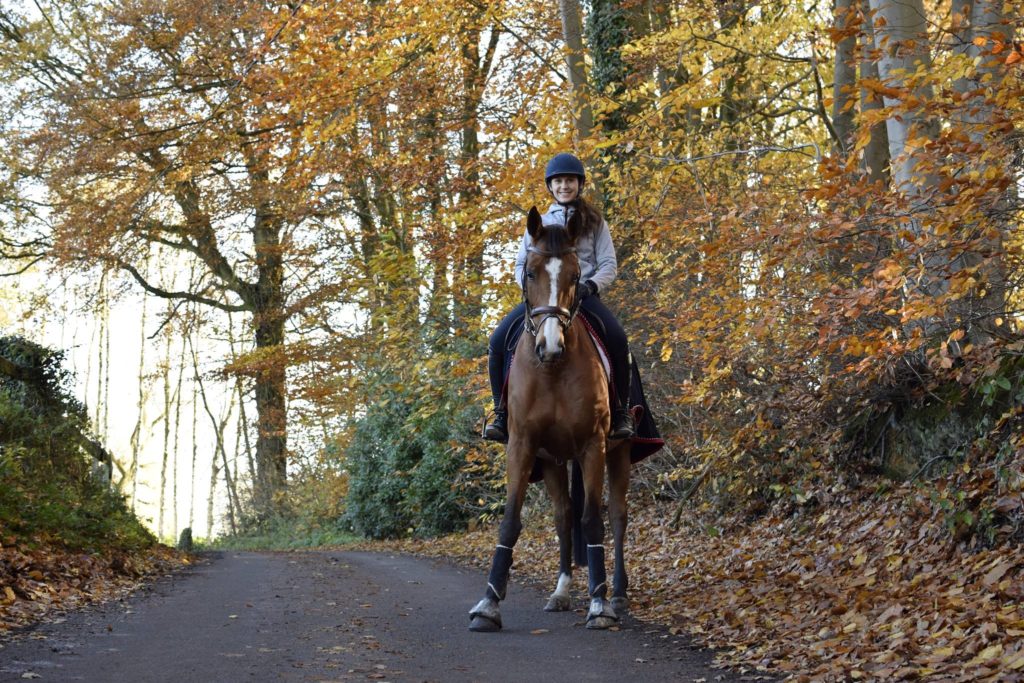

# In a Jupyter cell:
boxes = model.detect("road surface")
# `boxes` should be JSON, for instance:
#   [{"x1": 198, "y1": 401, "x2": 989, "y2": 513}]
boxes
[{"x1": 0, "y1": 551, "x2": 748, "y2": 682}]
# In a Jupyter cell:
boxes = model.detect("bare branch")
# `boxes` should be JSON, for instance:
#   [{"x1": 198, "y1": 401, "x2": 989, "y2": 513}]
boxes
[{"x1": 116, "y1": 258, "x2": 251, "y2": 313}]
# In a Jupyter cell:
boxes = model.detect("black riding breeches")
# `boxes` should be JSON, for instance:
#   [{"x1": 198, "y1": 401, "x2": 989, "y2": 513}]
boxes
[
  {"x1": 488, "y1": 303, "x2": 526, "y2": 407},
  {"x1": 486, "y1": 297, "x2": 631, "y2": 411}
]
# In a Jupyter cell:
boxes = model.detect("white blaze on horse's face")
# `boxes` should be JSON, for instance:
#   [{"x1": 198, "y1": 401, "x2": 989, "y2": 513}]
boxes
[{"x1": 538, "y1": 257, "x2": 563, "y2": 359}]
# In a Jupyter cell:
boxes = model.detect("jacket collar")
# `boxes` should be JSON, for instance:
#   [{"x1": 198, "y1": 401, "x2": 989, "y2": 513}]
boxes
[{"x1": 543, "y1": 202, "x2": 576, "y2": 227}]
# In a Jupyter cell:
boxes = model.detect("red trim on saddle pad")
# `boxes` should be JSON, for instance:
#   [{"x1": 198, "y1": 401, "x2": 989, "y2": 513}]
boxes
[{"x1": 577, "y1": 314, "x2": 614, "y2": 392}]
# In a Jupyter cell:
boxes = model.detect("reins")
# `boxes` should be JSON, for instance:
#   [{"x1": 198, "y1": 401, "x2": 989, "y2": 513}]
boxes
[{"x1": 522, "y1": 244, "x2": 584, "y2": 337}]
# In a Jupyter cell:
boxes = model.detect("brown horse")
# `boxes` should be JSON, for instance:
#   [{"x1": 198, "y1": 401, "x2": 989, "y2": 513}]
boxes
[{"x1": 469, "y1": 206, "x2": 632, "y2": 632}]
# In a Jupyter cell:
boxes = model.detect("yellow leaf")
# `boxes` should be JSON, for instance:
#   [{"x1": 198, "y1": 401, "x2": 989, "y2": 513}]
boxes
[
  {"x1": 2, "y1": 586, "x2": 15, "y2": 604},
  {"x1": 970, "y1": 643, "x2": 1003, "y2": 664},
  {"x1": 852, "y1": 551, "x2": 867, "y2": 567}
]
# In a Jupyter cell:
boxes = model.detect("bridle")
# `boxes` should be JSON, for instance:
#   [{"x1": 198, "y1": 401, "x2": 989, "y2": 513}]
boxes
[{"x1": 522, "y1": 244, "x2": 584, "y2": 337}]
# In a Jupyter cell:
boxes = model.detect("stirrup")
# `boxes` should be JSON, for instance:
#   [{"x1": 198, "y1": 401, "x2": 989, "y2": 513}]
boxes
[{"x1": 483, "y1": 411, "x2": 508, "y2": 443}]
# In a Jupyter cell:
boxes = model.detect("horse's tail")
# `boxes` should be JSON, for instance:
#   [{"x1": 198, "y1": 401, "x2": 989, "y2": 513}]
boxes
[{"x1": 571, "y1": 459, "x2": 587, "y2": 567}]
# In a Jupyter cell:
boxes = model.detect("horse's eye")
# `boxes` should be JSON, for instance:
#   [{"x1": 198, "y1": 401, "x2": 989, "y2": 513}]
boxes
[{"x1": 526, "y1": 270, "x2": 535, "y2": 280}]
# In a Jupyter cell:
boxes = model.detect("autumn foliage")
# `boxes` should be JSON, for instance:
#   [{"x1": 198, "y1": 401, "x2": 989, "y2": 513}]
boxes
[{"x1": 2, "y1": 0, "x2": 1024, "y2": 675}]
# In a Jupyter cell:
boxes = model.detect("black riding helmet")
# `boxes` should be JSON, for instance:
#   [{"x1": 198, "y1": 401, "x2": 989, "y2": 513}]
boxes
[{"x1": 544, "y1": 152, "x2": 586, "y2": 184}]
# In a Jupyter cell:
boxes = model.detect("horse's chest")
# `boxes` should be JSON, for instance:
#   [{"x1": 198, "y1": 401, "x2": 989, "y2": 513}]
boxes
[{"x1": 520, "y1": 409, "x2": 598, "y2": 457}]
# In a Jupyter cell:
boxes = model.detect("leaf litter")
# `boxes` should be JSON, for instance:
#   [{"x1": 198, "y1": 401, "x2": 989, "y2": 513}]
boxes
[
  {"x1": 364, "y1": 475, "x2": 1024, "y2": 682},
  {"x1": 0, "y1": 533, "x2": 189, "y2": 635}
]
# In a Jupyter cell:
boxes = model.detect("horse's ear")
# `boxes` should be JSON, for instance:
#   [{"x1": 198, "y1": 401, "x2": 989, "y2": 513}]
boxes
[
  {"x1": 566, "y1": 205, "x2": 584, "y2": 242},
  {"x1": 527, "y1": 206, "x2": 542, "y2": 240}
]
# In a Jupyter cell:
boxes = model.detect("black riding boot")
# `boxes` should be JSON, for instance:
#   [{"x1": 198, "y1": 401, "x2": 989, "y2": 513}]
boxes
[
  {"x1": 483, "y1": 408, "x2": 508, "y2": 443},
  {"x1": 609, "y1": 351, "x2": 634, "y2": 440},
  {"x1": 610, "y1": 406, "x2": 634, "y2": 440},
  {"x1": 484, "y1": 330, "x2": 510, "y2": 443}
]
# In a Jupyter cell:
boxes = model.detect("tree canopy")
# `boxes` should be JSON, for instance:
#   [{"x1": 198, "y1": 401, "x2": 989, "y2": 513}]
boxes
[{"x1": 0, "y1": 0, "x2": 1021, "y2": 532}]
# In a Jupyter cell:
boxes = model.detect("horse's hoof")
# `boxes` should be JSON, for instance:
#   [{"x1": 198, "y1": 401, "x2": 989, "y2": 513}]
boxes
[
  {"x1": 586, "y1": 598, "x2": 619, "y2": 630},
  {"x1": 544, "y1": 595, "x2": 571, "y2": 612},
  {"x1": 586, "y1": 615, "x2": 618, "y2": 630},
  {"x1": 469, "y1": 614, "x2": 502, "y2": 632},
  {"x1": 469, "y1": 598, "x2": 502, "y2": 632},
  {"x1": 610, "y1": 596, "x2": 629, "y2": 614}
]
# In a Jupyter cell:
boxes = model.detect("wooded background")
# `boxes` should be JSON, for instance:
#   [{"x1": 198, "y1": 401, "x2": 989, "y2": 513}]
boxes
[{"x1": 1, "y1": 0, "x2": 1021, "y2": 541}]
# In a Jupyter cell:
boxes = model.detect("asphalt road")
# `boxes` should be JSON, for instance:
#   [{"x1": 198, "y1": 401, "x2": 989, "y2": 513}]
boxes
[{"x1": 0, "y1": 551, "x2": 746, "y2": 682}]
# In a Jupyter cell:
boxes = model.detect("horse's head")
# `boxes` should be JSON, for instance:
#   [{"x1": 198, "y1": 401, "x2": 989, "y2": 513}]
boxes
[{"x1": 522, "y1": 206, "x2": 584, "y2": 363}]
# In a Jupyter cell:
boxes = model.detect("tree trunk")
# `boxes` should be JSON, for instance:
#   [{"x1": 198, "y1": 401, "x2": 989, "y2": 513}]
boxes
[
  {"x1": 454, "y1": 18, "x2": 487, "y2": 335},
  {"x1": 127, "y1": 277, "x2": 149, "y2": 511},
  {"x1": 559, "y1": 0, "x2": 596, "y2": 144},
  {"x1": 194, "y1": 341, "x2": 239, "y2": 535},
  {"x1": 171, "y1": 327, "x2": 186, "y2": 543},
  {"x1": 159, "y1": 307, "x2": 171, "y2": 539},
  {"x1": 423, "y1": 105, "x2": 451, "y2": 337},
  {"x1": 949, "y1": 0, "x2": 1011, "y2": 339},
  {"x1": 867, "y1": 0, "x2": 942, "y2": 307},
  {"x1": 250, "y1": 166, "x2": 288, "y2": 513},
  {"x1": 859, "y1": 0, "x2": 890, "y2": 185},
  {"x1": 206, "y1": 450, "x2": 219, "y2": 541},
  {"x1": 189, "y1": 320, "x2": 199, "y2": 532},
  {"x1": 227, "y1": 310, "x2": 256, "y2": 487},
  {"x1": 252, "y1": 314, "x2": 286, "y2": 513},
  {"x1": 832, "y1": 0, "x2": 856, "y2": 157}
]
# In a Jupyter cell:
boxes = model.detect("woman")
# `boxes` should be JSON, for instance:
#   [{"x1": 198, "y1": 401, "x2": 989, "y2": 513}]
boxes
[{"x1": 483, "y1": 152, "x2": 634, "y2": 442}]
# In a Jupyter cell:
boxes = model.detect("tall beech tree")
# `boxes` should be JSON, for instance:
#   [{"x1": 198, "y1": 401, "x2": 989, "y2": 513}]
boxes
[{"x1": 0, "y1": 2, "x2": 334, "y2": 510}]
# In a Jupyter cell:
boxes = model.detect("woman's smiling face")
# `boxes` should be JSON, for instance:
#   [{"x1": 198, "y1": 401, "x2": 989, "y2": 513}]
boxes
[{"x1": 549, "y1": 175, "x2": 580, "y2": 203}]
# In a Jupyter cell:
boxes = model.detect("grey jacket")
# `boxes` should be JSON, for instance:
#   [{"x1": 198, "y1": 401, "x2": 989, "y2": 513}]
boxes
[{"x1": 513, "y1": 203, "x2": 618, "y2": 293}]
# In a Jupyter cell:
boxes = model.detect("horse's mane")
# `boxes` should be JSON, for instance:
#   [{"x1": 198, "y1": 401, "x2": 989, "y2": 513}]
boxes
[{"x1": 538, "y1": 224, "x2": 573, "y2": 254}]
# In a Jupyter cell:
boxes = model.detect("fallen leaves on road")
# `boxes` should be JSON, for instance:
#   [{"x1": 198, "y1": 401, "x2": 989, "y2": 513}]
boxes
[
  {"x1": 0, "y1": 535, "x2": 188, "y2": 634},
  {"x1": 363, "y1": 479, "x2": 1024, "y2": 681}
]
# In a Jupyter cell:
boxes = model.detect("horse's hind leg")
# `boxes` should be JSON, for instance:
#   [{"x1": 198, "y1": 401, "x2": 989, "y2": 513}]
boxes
[
  {"x1": 607, "y1": 442, "x2": 631, "y2": 614},
  {"x1": 542, "y1": 461, "x2": 572, "y2": 612},
  {"x1": 469, "y1": 442, "x2": 535, "y2": 632}
]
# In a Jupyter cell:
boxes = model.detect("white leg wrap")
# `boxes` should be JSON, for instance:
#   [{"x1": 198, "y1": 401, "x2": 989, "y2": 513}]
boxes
[{"x1": 552, "y1": 572, "x2": 571, "y2": 599}]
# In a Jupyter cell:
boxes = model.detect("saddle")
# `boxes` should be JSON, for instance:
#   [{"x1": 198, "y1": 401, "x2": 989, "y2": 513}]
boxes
[{"x1": 499, "y1": 311, "x2": 664, "y2": 480}]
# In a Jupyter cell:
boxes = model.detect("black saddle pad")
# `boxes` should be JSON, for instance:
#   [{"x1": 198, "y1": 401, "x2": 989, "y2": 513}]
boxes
[{"x1": 499, "y1": 312, "x2": 664, "y2": 479}]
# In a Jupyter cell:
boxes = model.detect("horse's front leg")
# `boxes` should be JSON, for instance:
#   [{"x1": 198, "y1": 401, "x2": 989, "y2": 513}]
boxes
[
  {"x1": 607, "y1": 441, "x2": 631, "y2": 614},
  {"x1": 541, "y1": 461, "x2": 572, "y2": 612},
  {"x1": 468, "y1": 440, "x2": 535, "y2": 632},
  {"x1": 579, "y1": 442, "x2": 618, "y2": 630}
]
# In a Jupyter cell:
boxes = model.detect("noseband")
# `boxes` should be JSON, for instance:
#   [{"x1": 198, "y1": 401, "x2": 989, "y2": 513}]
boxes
[{"x1": 522, "y1": 245, "x2": 584, "y2": 337}]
